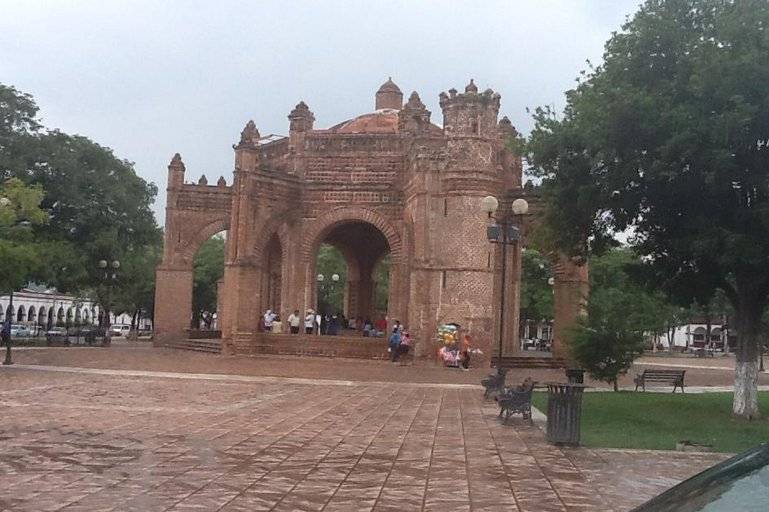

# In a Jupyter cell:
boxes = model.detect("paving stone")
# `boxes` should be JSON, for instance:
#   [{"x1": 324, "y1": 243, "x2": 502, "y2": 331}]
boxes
[{"x1": 0, "y1": 365, "x2": 724, "y2": 511}]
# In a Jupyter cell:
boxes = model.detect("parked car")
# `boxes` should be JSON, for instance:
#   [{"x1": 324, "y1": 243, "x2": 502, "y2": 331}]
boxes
[
  {"x1": 26, "y1": 324, "x2": 44, "y2": 337},
  {"x1": 45, "y1": 327, "x2": 69, "y2": 345},
  {"x1": 631, "y1": 443, "x2": 769, "y2": 511},
  {"x1": 10, "y1": 324, "x2": 30, "y2": 337},
  {"x1": 109, "y1": 324, "x2": 131, "y2": 338}
]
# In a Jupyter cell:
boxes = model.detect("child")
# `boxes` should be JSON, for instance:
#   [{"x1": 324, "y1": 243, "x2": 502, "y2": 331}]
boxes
[
  {"x1": 398, "y1": 331, "x2": 412, "y2": 364},
  {"x1": 460, "y1": 334, "x2": 472, "y2": 370},
  {"x1": 388, "y1": 328, "x2": 402, "y2": 362}
]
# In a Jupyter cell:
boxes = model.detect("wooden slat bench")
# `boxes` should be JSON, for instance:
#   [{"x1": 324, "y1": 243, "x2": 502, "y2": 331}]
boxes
[{"x1": 634, "y1": 369, "x2": 686, "y2": 393}]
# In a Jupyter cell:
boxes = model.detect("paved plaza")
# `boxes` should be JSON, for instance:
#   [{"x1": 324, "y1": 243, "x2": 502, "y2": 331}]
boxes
[{"x1": 0, "y1": 348, "x2": 728, "y2": 511}]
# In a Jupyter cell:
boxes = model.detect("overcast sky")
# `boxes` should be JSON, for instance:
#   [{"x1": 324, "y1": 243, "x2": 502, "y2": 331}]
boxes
[{"x1": 1, "y1": 0, "x2": 641, "y2": 223}]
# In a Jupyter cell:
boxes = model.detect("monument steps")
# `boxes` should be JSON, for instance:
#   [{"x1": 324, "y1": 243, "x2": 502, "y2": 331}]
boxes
[
  {"x1": 166, "y1": 339, "x2": 222, "y2": 354},
  {"x1": 491, "y1": 355, "x2": 568, "y2": 369}
]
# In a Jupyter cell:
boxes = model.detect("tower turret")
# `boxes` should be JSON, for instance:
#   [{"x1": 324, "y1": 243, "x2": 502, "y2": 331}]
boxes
[
  {"x1": 233, "y1": 120, "x2": 260, "y2": 173},
  {"x1": 167, "y1": 153, "x2": 185, "y2": 190},
  {"x1": 288, "y1": 102, "x2": 314, "y2": 175},
  {"x1": 398, "y1": 91, "x2": 431, "y2": 134},
  {"x1": 288, "y1": 101, "x2": 315, "y2": 133},
  {"x1": 375, "y1": 77, "x2": 403, "y2": 110},
  {"x1": 439, "y1": 79, "x2": 501, "y2": 137}
]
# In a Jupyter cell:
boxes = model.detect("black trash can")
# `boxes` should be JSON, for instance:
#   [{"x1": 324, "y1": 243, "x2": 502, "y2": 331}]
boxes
[
  {"x1": 546, "y1": 383, "x2": 586, "y2": 446},
  {"x1": 565, "y1": 368, "x2": 584, "y2": 384}
]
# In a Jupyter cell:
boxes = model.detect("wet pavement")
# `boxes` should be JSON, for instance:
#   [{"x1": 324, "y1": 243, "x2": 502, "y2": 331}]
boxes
[{"x1": 0, "y1": 351, "x2": 729, "y2": 511}]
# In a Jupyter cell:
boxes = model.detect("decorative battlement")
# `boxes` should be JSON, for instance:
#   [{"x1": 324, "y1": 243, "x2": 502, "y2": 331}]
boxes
[
  {"x1": 439, "y1": 79, "x2": 501, "y2": 111},
  {"x1": 439, "y1": 80, "x2": 501, "y2": 137}
]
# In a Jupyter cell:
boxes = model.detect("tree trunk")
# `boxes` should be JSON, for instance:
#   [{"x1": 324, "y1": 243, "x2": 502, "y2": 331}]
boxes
[
  {"x1": 733, "y1": 295, "x2": 763, "y2": 419},
  {"x1": 613, "y1": 379, "x2": 619, "y2": 392}
]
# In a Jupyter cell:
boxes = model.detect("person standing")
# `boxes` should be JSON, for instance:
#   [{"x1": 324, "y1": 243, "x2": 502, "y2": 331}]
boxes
[
  {"x1": 375, "y1": 317, "x2": 387, "y2": 337},
  {"x1": 460, "y1": 334, "x2": 472, "y2": 370},
  {"x1": 288, "y1": 310, "x2": 301, "y2": 334},
  {"x1": 397, "y1": 331, "x2": 412, "y2": 364},
  {"x1": 304, "y1": 310, "x2": 315, "y2": 334},
  {"x1": 389, "y1": 327, "x2": 402, "y2": 362},
  {"x1": 263, "y1": 310, "x2": 276, "y2": 332}
]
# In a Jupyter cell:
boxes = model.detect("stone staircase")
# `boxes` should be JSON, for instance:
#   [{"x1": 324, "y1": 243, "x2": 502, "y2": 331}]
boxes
[
  {"x1": 165, "y1": 338, "x2": 222, "y2": 354},
  {"x1": 491, "y1": 355, "x2": 568, "y2": 369}
]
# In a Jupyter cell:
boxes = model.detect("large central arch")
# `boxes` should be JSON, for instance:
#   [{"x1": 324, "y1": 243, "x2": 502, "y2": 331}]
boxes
[{"x1": 299, "y1": 207, "x2": 406, "y2": 324}]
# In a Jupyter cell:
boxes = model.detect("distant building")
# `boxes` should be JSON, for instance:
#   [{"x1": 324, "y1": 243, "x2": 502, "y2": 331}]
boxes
[
  {"x1": 656, "y1": 316, "x2": 735, "y2": 351},
  {"x1": 0, "y1": 286, "x2": 148, "y2": 329}
]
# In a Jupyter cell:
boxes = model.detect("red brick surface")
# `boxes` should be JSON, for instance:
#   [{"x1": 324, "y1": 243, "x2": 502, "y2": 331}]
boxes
[{"x1": 0, "y1": 355, "x2": 727, "y2": 512}]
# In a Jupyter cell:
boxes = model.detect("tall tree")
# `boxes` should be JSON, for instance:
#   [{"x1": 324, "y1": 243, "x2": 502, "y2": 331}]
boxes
[
  {"x1": 192, "y1": 235, "x2": 225, "y2": 327},
  {"x1": 0, "y1": 83, "x2": 162, "y2": 322},
  {"x1": 0, "y1": 178, "x2": 48, "y2": 293},
  {"x1": 525, "y1": 0, "x2": 769, "y2": 418},
  {"x1": 520, "y1": 249, "x2": 554, "y2": 337}
]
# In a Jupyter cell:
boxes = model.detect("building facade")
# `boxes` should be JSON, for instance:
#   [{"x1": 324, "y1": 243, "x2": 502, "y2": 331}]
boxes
[
  {"x1": 1, "y1": 288, "x2": 147, "y2": 330},
  {"x1": 154, "y1": 79, "x2": 588, "y2": 360}
]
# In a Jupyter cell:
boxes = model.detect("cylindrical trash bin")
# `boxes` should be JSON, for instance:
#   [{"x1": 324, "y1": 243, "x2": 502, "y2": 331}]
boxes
[
  {"x1": 565, "y1": 368, "x2": 584, "y2": 384},
  {"x1": 546, "y1": 383, "x2": 586, "y2": 446}
]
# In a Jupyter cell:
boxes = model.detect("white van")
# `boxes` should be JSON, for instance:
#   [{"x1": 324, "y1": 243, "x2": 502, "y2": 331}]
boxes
[{"x1": 110, "y1": 324, "x2": 131, "y2": 338}]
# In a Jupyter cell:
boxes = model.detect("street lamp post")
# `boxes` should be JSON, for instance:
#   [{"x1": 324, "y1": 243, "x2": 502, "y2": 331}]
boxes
[
  {"x1": 482, "y1": 196, "x2": 529, "y2": 370},
  {"x1": 98, "y1": 259, "x2": 120, "y2": 346},
  {"x1": 316, "y1": 273, "x2": 341, "y2": 313},
  {"x1": 2, "y1": 290, "x2": 13, "y2": 365},
  {"x1": 1, "y1": 196, "x2": 32, "y2": 366}
]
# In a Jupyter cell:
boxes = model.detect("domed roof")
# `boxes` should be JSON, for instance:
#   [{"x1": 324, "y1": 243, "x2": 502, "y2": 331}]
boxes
[
  {"x1": 377, "y1": 77, "x2": 402, "y2": 94},
  {"x1": 328, "y1": 108, "x2": 443, "y2": 135},
  {"x1": 330, "y1": 109, "x2": 400, "y2": 134}
]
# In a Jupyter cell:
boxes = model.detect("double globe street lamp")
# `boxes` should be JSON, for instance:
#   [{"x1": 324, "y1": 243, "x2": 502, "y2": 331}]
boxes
[
  {"x1": 317, "y1": 273, "x2": 340, "y2": 314},
  {"x1": 482, "y1": 195, "x2": 529, "y2": 369}
]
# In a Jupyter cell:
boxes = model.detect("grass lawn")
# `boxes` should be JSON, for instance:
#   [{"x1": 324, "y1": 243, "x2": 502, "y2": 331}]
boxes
[{"x1": 531, "y1": 391, "x2": 769, "y2": 453}]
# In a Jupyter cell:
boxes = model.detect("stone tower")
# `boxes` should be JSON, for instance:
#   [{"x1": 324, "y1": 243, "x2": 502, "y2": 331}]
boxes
[{"x1": 375, "y1": 77, "x2": 403, "y2": 110}]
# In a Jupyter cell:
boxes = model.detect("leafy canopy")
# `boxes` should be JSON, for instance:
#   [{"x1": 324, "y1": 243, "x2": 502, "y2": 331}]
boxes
[
  {"x1": 0, "y1": 83, "x2": 161, "y2": 318},
  {"x1": 0, "y1": 178, "x2": 48, "y2": 294},
  {"x1": 192, "y1": 234, "x2": 225, "y2": 325}
]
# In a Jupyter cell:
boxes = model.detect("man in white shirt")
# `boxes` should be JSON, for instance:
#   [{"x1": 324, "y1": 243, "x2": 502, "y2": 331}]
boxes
[
  {"x1": 304, "y1": 310, "x2": 315, "y2": 334},
  {"x1": 263, "y1": 310, "x2": 276, "y2": 331},
  {"x1": 287, "y1": 310, "x2": 301, "y2": 334}
]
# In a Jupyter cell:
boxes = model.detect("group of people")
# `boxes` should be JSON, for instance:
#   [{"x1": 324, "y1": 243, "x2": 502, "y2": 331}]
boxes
[
  {"x1": 261, "y1": 309, "x2": 394, "y2": 338},
  {"x1": 387, "y1": 320, "x2": 412, "y2": 363}
]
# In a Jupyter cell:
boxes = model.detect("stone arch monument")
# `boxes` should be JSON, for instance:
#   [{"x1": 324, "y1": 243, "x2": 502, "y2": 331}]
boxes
[{"x1": 154, "y1": 78, "x2": 588, "y2": 362}]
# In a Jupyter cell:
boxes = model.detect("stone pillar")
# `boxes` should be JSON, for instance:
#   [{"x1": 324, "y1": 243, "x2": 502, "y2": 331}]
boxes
[
  {"x1": 357, "y1": 276, "x2": 375, "y2": 321},
  {"x1": 220, "y1": 262, "x2": 259, "y2": 345},
  {"x1": 153, "y1": 267, "x2": 193, "y2": 345},
  {"x1": 345, "y1": 279, "x2": 359, "y2": 319},
  {"x1": 499, "y1": 241, "x2": 523, "y2": 355},
  {"x1": 216, "y1": 278, "x2": 225, "y2": 330},
  {"x1": 552, "y1": 257, "x2": 589, "y2": 360}
]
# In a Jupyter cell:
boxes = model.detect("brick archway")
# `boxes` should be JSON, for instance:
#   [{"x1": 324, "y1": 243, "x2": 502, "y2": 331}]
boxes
[
  {"x1": 299, "y1": 206, "x2": 403, "y2": 265},
  {"x1": 180, "y1": 217, "x2": 230, "y2": 265},
  {"x1": 156, "y1": 79, "x2": 588, "y2": 363},
  {"x1": 300, "y1": 207, "x2": 404, "y2": 323}
]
